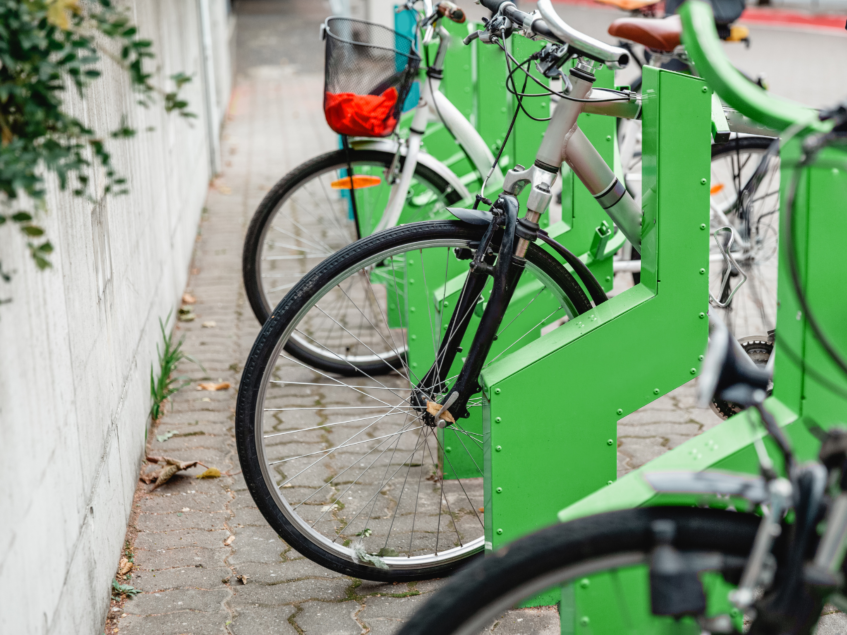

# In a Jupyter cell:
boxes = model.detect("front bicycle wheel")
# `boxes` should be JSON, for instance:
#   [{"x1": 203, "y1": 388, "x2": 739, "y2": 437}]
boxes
[
  {"x1": 236, "y1": 220, "x2": 592, "y2": 581},
  {"x1": 243, "y1": 148, "x2": 463, "y2": 326},
  {"x1": 397, "y1": 507, "x2": 785, "y2": 635}
]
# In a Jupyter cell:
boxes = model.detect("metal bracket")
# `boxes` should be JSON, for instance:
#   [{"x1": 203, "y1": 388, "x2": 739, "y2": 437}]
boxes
[{"x1": 709, "y1": 226, "x2": 748, "y2": 309}]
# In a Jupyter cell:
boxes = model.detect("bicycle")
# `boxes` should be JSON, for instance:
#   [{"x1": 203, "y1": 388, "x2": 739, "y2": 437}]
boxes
[
  {"x1": 241, "y1": 0, "x2": 780, "y2": 346},
  {"x1": 392, "y1": 1, "x2": 847, "y2": 630},
  {"x1": 234, "y1": 0, "x2": 793, "y2": 581},
  {"x1": 242, "y1": 1, "x2": 501, "y2": 328}
]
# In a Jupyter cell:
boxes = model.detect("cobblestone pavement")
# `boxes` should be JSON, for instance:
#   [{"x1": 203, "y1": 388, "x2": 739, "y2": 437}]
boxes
[{"x1": 111, "y1": 8, "x2": 846, "y2": 635}]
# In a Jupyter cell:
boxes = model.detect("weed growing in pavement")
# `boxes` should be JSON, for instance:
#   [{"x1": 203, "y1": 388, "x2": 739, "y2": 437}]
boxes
[
  {"x1": 111, "y1": 579, "x2": 139, "y2": 600},
  {"x1": 149, "y1": 313, "x2": 202, "y2": 421}
]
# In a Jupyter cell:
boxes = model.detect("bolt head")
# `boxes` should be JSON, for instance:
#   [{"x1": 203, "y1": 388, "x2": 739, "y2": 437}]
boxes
[
  {"x1": 495, "y1": 417, "x2": 502, "y2": 423},
  {"x1": 411, "y1": 335, "x2": 417, "y2": 341},
  {"x1": 495, "y1": 445, "x2": 502, "y2": 452},
  {"x1": 495, "y1": 388, "x2": 501, "y2": 395},
  {"x1": 702, "y1": 86, "x2": 709, "y2": 93},
  {"x1": 607, "y1": 480, "x2": 613, "y2": 485},
  {"x1": 580, "y1": 617, "x2": 590, "y2": 627},
  {"x1": 700, "y1": 223, "x2": 707, "y2": 230},
  {"x1": 580, "y1": 578, "x2": 590, "y2": 589},
  {"x1": 496, "y1": 487, "x2": 503, "y2": 494},
  {"x1": 699, "y1": 268, "x2": 706, "y2": 275},
  {"x1": 606, "y1": 135, "x2": 612, "y2": 141},
  {"x1": 700, "y1": 178, "x2": 707, "y2": 185},
  {"x1": 653, "y1": 388, "x2": 660, "y2": 394},
  {"x1": 607, "y1": 439, "x2": 614, "y2": 446},
  {"x1": 616, "y1": 408, "x2": 623, "y2": 415},
  {"x1": 446, "y1": 447, "x2": 452, "y2": 452},
  {"x1": 496, "y1": 528, "x2": 503, "y2": 535},
  {"x1": 690, "y1": 368, "x2": 697, "y2": 375},
  {"x1": 699, "y1": 355, "x2": 704, "y2": 361},
  {"x1": 699, "y1": 312, "x2": 706, "y2": 319}
]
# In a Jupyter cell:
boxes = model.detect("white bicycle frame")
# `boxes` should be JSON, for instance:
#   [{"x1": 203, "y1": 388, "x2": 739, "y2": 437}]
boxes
[{"x1": 371, "y1": 23, "x2": 503, "y2": 233}]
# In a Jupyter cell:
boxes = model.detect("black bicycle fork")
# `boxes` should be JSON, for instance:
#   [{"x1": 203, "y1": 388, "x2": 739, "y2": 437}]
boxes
[{"x1": 415, "y1": 195, "x2": 526, "y2": 424}]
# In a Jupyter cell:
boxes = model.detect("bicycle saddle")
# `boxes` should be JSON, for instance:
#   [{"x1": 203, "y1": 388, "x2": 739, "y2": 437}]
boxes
[
  {"x1": 594, "y1": 0, "x2": 662, "y2": 12},
  {"x1": 607, "y1": 14, "x2": 682, "y2": 52}
]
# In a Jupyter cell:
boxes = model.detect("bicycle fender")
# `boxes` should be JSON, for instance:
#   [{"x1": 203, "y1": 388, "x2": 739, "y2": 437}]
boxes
[
  {"x1": 644, "y1": 470, "x2": 768, "y2": 505},
  {"x1": 349, "y1": 138, "x2": 473, "y2": 201},
  {"x1": 446, "y1": 207, "x2": 494, "y2": 226}
]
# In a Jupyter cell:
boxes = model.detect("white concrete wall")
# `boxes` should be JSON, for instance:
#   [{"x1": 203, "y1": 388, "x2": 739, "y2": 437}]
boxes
[{"x1": 0, "y1": 2, "x2": 231, "y2": 634}]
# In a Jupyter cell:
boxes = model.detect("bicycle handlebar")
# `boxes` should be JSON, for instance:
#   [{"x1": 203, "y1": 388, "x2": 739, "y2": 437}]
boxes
[
  {"x1": 680, "y1": 0, "x2": 823, "y2": 133},
  {"x1": 478, "y1": 0, "x2": 629, "y2": 68}
]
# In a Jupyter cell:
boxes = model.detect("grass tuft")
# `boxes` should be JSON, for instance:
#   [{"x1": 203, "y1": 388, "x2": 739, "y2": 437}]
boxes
[{"x1": 149, "y1": 312, "x2": 201, "y2": 421}]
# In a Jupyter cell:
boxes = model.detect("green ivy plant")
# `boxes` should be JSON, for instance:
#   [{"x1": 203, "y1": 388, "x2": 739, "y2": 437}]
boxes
[{"x1": 0, "y1": 0, "x2": 194, "y2": 275}]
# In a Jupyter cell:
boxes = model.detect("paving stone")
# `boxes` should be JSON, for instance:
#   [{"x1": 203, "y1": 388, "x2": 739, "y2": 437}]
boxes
[
  {"x1": 132, "y1": 567, "x2": 233, "y2": 592},
  {"x1": 134, "y1": 547, "x2": 229, "y2": 571},
  {"x1": 230, "y1": 504, "x2": 269, "y2": 527},
  {"x1": 229, "y1": 606, "x2": 298, "y2": 635},
  {"x1": 228, "y1": 578, "x2": 350, "y2": 606},
  {"x1": 358, "y1": 594, "x2": 429, "y2": 621},
  {"x1": 817, "y1": 611, "x2": 847, "y2": 634},
  {"x1": 135, "y1": 529, "x2": 230, "y2": 551},
  {"x1": 139, "y1": 486, "x2": 231, "y2": 513},
  {"x1": 233, "y1": 559, "x2": 346, "y2": 583},
  {"x1": 124, "y1": 588, "x2": 230, "y2": 615},
  {"x1": 135, "y1": 511, "x2": 230, "y2": 532},
  {"x1": 119, "y1": 610, "x2": 230, "y2": 635},
  {"x1": 294, "y1": 600, "x2": 362, "y2": 634},
  {"x1": 228, "y1": 525, "x2": 288, "y2": 565}
]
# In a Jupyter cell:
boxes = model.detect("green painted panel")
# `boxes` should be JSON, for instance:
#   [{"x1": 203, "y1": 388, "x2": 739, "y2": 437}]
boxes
[{"x1": 475, "y1": 69, "x2": 711, "y2": 615}]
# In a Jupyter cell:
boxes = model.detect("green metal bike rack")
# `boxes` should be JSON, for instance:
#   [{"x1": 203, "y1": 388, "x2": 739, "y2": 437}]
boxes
[
  {"x1": 551, "y1": 2, "x2": 846, "y2": 631},
  {"x1": 479, "y1": 65, "x2": 712, "y2": 607}
]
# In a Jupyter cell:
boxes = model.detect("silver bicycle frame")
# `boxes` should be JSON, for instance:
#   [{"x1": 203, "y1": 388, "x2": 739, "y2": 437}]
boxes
[
  {"x1": 374, "y1": 25, "x2": 502, "y2": 233},
  {"x1": 504, "y1": 59, "x2": 645, "y2": 254}
]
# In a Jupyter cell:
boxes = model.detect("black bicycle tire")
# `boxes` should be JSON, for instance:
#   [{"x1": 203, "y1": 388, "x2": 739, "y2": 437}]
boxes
[
  {"x1": 236, "y1": 220, "x2": 593, "y2": 581},
  {"x1": 397, "y1": 506, "x2": 777, "y2": 635},
  {"x1": 243, "y1": 148, "x2": 464, "y2": 325}
]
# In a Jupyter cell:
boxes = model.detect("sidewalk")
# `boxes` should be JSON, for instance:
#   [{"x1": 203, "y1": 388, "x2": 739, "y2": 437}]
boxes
[{"x1": 109, "y1": 10, "x2": 846, "y2": 635}]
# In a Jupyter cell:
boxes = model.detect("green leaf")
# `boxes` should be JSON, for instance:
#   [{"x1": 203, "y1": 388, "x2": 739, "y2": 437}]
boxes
[
  {"x1": 11, "y1": 212, "x2": 33, "y2": 222},
  {"x1": 22, "y1": 225, "x2": 45, "y2": 237}
]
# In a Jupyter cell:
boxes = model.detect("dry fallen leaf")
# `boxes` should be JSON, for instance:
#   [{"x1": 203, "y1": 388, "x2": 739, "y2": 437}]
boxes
[
  {"x1": 197, "y1": 468, "x2": 221, "y2": 479},
  {"x1": 198, "y1": 382, "x2": 230, "y2": 391},
  {"x1": 182, "y1": 293, "x2": 196, "y2": 305},
  {"x1": 236, "y1": 575, "x2": 248, "y2": 585},
  {"x1": 145, "y1": 456, "x2": 200, "y2": 490},
  {"x1": 478, "y1": 507, "x2": 484, "y2": 513},
  {"x1": 224, "y1": 536, "x2": 235, "y2": 546},
  {"x1": 118, "y1": 558, "x2": 133, "y2": 576},
  {"x1": 202, "y1": 321, "x2": 216, "y2": 328}
]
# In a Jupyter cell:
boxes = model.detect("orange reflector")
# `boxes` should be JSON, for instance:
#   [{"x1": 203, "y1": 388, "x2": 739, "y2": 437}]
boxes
[
  {"x1": 710, "y1": 183, "x2": 725, "y2": 196},
  {"x1": 330, "y1": 175, "x2": 382, "y2": 190}
]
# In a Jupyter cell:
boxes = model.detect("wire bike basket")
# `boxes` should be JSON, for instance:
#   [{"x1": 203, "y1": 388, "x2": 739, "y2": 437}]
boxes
[{"x1": 322, "y1": 17, "x2": 421, "y2": 138}]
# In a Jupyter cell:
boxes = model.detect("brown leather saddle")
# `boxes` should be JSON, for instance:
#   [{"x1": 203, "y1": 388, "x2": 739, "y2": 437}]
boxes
[{"x1": 607, "y1": 15, "x2": 683, "y2": 52}]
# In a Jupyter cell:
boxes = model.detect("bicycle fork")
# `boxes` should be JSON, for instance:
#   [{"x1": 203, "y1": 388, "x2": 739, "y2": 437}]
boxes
[{"x1": 415, "y1": 195, "x2": 526, "y2": 424}]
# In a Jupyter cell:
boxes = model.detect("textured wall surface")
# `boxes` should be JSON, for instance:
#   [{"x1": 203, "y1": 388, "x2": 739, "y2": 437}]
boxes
[{"x1": 0, "y1": 2, "x2": 231, "y2": 633}]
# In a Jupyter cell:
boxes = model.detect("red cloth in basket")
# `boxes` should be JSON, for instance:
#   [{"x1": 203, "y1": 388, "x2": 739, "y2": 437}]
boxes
[{"x1": 325, "y1": 87, "x2": 399, "y2": 137}]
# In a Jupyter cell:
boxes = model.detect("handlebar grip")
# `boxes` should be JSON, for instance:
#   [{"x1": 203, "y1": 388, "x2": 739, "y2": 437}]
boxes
[
  {"x1": 437, "y1": 1, "x2": 466, "y2": 23},
  {"x1": 478, "y1": 0, "x2": 509, "y2": 13}
]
